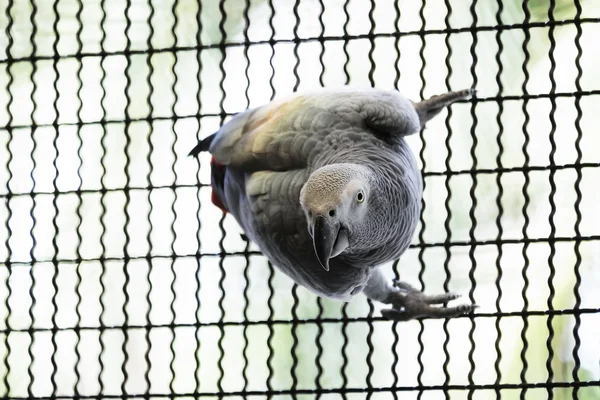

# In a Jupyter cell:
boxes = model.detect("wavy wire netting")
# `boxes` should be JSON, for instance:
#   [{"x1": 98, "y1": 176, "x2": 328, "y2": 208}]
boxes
[{"x1": 1, "y1": 0, "x2": 600, "y2": 399}]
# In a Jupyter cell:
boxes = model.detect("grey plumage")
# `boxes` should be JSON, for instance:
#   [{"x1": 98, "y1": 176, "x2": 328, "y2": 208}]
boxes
[{"x1": 190, "y1": 86, "x2": 477, "y2": 321}]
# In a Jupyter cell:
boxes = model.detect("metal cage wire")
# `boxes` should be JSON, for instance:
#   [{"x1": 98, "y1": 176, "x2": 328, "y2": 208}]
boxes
[{"x1": 1, "y1": 0, "x2": 600, "y2": 399}]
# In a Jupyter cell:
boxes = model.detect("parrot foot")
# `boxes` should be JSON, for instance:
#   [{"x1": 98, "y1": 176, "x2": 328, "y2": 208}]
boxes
[{"x1": 381, "y1": 279, "x2": 478, "y2": 322}]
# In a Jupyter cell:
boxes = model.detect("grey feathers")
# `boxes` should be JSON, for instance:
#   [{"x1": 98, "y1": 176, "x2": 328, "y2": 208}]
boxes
[{"x1": 190, "y1": 87, "x2": 477, "y2": 320}]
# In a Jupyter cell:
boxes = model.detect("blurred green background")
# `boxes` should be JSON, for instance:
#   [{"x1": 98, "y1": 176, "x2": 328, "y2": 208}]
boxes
[{"x1": 0, "y1": 0, "x2": 599, "y2": 399}]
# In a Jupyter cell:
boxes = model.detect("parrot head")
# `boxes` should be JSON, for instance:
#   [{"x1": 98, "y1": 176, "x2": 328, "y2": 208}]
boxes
[{"x1": 299, "y1": 164, "x2": 373, "y2": 271}]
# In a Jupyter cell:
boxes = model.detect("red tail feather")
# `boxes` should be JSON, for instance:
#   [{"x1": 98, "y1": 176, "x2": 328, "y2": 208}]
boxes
[{"x1": 210, "y1": 156, "x2": 228, "y2": 214}]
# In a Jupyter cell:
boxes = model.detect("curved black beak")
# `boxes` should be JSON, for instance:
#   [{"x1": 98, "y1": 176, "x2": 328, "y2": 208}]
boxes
[{"x1": 312, "y1": 216, "x2": 337, "y2": 271}]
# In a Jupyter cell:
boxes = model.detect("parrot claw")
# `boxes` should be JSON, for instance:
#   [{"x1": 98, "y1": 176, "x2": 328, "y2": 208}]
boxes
[{"x1": 382, "y1": 280, "x2": 478, "y2": 321}]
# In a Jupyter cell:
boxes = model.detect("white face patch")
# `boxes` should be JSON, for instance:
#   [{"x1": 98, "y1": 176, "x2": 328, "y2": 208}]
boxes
[
  {"x1": 343, "y1": 180, "x2": 367, "y2": 204},
  {"x1": 301, "y1": 165, "x2": 371, "y2": 230},
  {"x1": 300, "y1": 167, "x2": 352, "y2": 215}
]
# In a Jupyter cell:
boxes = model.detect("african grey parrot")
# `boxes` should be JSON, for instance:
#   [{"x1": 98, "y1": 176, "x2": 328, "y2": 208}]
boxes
[{"x1": 189, "y1": 87, "x2": 477, "y2": 321}]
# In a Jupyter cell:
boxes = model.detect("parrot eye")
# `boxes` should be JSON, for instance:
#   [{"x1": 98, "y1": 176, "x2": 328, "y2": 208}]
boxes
[{"x1": 356, "y1": 191, "x2": 365, "y2": 203}]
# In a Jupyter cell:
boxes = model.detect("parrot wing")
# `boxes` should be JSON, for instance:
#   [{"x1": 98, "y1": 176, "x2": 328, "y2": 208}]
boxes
[{"x1": 198, "y1": 87, "x2": 421, "y2": 172}]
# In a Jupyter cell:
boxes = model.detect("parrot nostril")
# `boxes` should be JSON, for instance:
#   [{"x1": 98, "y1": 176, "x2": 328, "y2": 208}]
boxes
[{"x1": 329, "y1": 209, "x2": 336, "y2": 217}]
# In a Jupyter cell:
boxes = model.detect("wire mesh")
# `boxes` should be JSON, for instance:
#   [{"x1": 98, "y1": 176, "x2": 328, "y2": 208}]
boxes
[{"x1": 1, "y1": 0, "x2": 600, "y2": 399}]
